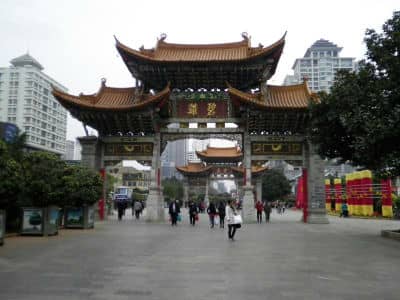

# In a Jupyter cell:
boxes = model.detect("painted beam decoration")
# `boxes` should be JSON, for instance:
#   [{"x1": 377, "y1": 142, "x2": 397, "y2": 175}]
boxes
[
  {"x1": 251, "y1": 142, "x2": 302, "y2": 155},
  {"x1": 177, "y1": 101, "x2": 227, "y2": 118},
  {"x1": 104, "y1": 143, "x2": 153, "y2": 156}
]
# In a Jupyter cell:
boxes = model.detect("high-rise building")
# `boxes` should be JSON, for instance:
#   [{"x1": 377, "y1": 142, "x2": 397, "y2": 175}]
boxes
[
  {"x1": 0, "y1": 53, "x2": 68, "y2": 155},
  {"x1": 284, "y1": 39, "x2": 356, "y2": 93},
  {"x1": 65, "y1": 140, "x2": 75, "y2": 160},
  {"x1": 161, "y1": 139, "x2": 189, "y2": 179}
]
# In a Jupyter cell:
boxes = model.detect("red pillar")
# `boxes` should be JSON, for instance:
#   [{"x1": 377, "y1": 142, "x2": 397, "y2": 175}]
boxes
[{"x1": 302, "y1": 168, "x2": 308, "y2": 223}]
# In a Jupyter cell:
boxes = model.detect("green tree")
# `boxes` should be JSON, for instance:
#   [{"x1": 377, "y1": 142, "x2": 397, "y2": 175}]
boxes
[
  {"x1": 61, "y1": 165, "x2": 103, "y2": 207},
  {"x1": 21, "y1": 151, "x2": 66, "y2": 207},
  {"x1": 309, "y1": 12, "x2": 400, "y2": 177},
  {"x1": 162, "y1": 177, "x2": 183, "y2": 202},
  {"x1": 0, "y1": 140, "x2": 22, "y2": 209},
  {"x1": 261, "y1": 169, "x2": 291, "y2": 202}
]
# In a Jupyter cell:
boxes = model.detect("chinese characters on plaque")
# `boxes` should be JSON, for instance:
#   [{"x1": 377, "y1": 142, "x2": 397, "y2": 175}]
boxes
[
  {"x1": 251, "y1": 142, "x2": 303, "y2": 155},
  {"x1": 178, "y1": 101, "x2": 227, "y2": 118}
]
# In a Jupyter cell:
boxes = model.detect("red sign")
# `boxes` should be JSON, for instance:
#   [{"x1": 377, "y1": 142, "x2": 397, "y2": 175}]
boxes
[{"x1": 177, "y1": 101, "x2": 227, "y2": 118}]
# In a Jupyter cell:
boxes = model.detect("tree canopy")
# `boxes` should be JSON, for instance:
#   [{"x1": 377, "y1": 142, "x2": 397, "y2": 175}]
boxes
[
  {"x1": 261, "y1": 169, "x2": 291, "y2": 202},
  {"x1": 309, "y1": 12, "x2": 400, "y2": 177},
  {"x1": 162, "y1": 177, "x2": 184, "y2": 202}
]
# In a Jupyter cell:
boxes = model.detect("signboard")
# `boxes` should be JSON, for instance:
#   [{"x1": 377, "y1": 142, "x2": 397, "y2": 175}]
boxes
[
  {"x1": 104, "y1": 143, "x2": 153, "y2": 156},
  {"x1": 123, "y1": 173, "x2": 143, "y2": 181},
  {"x1": 21, "y1": 208, "x2": 43, "y2": 234},
  {"x1": 65, "y1": 207, "x2": 84, "y2": 227},
  {"x1": 177, "y1": 101, "x2": 227, "y2": 118},
  {"x1": 0, "y1": 122, "x2": 18, "y2": 142},
  {"x1": 251, "y1": 142, "x2": 303, "y2": 155}
]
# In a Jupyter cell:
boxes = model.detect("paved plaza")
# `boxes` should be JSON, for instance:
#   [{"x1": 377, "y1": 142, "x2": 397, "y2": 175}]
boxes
[{"x1": 0, "y1": 209, "x2": 399, "y2": 300}]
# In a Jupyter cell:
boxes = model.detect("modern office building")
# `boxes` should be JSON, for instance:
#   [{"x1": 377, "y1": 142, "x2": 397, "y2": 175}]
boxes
[
  {"x1": 0, "y1": 53, "x2": 68, "y2": 155},
  {"x1": 284, "y1": 39, "x2": 356, "y2": 93},
  {"x1": 161, "y1": 139, "x2": 189, "y2": 179},
  {"x1": 65, "y1": 140, "x2": 75, "y2": 160}
]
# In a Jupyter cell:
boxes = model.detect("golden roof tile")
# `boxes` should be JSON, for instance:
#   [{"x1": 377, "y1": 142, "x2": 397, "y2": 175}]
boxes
[
  {"x1": 196, "y1": 146, "x2": 243, "y2": 158},
  {"x1": 115, "y1": 33, "x2": 285, "y2": 62},
  {"x1": 228, "y1": 81, "x2": 318, "y2": 109},
  {"x1": 52, "y1": 81, "x2": 170, "y2": 111}
]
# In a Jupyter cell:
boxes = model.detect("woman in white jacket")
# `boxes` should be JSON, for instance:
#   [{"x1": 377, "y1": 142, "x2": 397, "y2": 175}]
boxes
[{"x1": 225, "y1": 200, "x2": 238, "y2": 240}]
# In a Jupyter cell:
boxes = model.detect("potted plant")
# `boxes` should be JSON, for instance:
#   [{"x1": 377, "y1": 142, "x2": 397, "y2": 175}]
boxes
[{"x1": 62, "y1": 165, "x2": 102, "y2": 229}]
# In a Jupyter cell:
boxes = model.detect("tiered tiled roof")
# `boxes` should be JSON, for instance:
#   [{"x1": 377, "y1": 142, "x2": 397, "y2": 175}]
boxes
[
  {"x1": 115, "y1": 33, "x2": 286, "y2": 90},
  {"x1": 176, "y1": 162, "x2": 213, "y2": 177},
  {"x1": 52, "y1": 80, "x2": 170, "y2": 111},
  {"x1": 116, "y1": 33, "x2": 285, "y2": 62},
  {"x1": 231, "y1": 165, "x2": 269, "y2": 177},
  {"x1": 228, "y1": 81, "x2": 318, "y2": 110},
  {"x1": 196, "y1": 146, "x2": 243, "y2": 163}
]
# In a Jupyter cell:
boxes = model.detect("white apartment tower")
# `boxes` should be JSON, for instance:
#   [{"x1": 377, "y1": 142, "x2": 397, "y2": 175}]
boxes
[
  {"x1": 284, "y1": 39, "x2": 356, "y2": 93},
  {"x1": 0, "y1": 54, "x2": 68, "y2": 155}
]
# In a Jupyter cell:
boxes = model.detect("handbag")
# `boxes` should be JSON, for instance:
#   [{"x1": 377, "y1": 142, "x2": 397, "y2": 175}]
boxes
[
  {"x1": 177, "y1": 214, "x2": 182, "y2": 222},
  {"x1": 233, "y1": 214, "x2": 242, "y2": 225},
  {"x1": 195, "y1": 214, "x2": 199, "y2": 221}
]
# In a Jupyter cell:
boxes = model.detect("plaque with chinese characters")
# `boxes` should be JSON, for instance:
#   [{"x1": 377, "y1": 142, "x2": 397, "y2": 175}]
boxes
[
  {"x1": 104, "y1": 143, "x2": 153, "y2": 156},
  {"x1": 177, "y1": 101, "x2": 227, "y2": 118},
  {"x1": 251, "y1": 142, "x2": 303, "y2": 155}
]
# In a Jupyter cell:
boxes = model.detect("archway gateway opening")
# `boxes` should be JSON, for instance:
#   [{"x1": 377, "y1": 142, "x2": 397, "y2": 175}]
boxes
[{"x1": 53, "y1": 33, "x2": 328, "y2": 224}]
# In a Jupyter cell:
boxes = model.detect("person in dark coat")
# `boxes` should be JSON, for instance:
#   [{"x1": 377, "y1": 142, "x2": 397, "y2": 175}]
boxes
[
  {"x1": 117, "y1": 199, "x2": 124, "y2": 221},
  {"x1": 169, "y1": 199, "x2": 181, "y2": 226},
  {"x1": 188, "y1": 200, "x2": 198, "y2": 226},
  {"x1": 207, "y1": 201, "x2": 217, "y2": 228},
  {"x1": 263, "y1": 201, "x2": 271, "y2": 222},
  {"x1": 217, "y1": 201, "x2": 226, "y2": 228}
]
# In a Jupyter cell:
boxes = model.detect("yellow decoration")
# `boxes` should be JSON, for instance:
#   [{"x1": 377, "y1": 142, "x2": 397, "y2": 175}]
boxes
[
  {"x1": 207, "y1": 102, "x2": 217, "y2": 116},
  {"x1": 187, "y1": 103, "x2": 198, "y2": 116},
  {"x1": 272, "y1": 144, "x2": 282, "y2": 151}
]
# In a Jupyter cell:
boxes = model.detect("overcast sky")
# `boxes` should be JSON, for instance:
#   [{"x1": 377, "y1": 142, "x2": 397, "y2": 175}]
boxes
[{"x1": 0, "y1": 0, "x2": 398, "y2": 141}]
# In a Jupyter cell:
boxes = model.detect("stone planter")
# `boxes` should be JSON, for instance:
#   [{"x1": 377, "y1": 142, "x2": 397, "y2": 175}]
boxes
[
  {"x1": 381, "y1": 229, "x2": 400, "y2": 241},
  {"x1": 21, "y1": 206, "x2": 60, "y2": 236},
  {"x1": 0, "y1": 210, "x2": 5, "y2": 246},
  {"x1": 64, "y1": 205, "x2": 95, "y2": 229}
]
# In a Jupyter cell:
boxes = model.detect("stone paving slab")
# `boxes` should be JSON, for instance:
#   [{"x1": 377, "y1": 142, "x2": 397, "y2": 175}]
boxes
[{"x1": 0, "y1": 209, "x2": 399, "y2": 300}]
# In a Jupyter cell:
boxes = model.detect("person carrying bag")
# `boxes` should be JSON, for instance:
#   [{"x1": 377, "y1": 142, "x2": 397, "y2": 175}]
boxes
[{"x1": 226, "y1": 199, "x2": 241, "y2": 241}]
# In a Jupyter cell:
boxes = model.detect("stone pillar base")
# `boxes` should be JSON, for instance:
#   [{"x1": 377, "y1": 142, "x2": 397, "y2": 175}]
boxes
[
  {"x1": 306, "y1": 208, "x2": 329, "y2": 224},
  {"x1": 146, "y1": 186, "x2": 165, "y2": 222},
  {"x1": 242, "y1": 186, "x2": 255, "y2": 223}
]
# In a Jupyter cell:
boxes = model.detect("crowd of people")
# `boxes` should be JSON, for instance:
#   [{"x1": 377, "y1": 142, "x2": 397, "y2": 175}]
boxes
[{"x1": 114, "y1": 196, "x2": 285, "y2": 241}]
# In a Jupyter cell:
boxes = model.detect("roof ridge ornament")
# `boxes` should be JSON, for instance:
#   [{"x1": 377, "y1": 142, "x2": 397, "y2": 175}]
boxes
[{"x1": 241, "y1": 32, "x2": 251, "y2": 47}]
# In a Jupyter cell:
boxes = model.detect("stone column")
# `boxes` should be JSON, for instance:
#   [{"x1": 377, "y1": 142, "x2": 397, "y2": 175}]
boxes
[
  {"x1": 256, "y1": 178, "x2": 262, "y2": 202},
  {"x1": 78, "y1": 136, "x2": 101, "y2": 170},
  {"x1": 183, "y1": 178, "x2": 189, "y2": 205},
  {"x1": 146, "y1": 132, "x2": 164, "y2": 222},
  {"x1": 304, "y1": 141, "x2": 329, "y2": 224},
  {"x1": 242, "y1": 133, "x2": 255, "y2": 223},
  {"x1": 77, "y1": 136, "x2": 102, "y2": 220},
  {"x1": 204, "y1": 177, "x2": 210, "y2": 207}
]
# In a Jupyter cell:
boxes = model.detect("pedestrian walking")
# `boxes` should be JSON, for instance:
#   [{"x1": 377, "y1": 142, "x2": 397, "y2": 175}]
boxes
[
  {"x1": 340, "y1": 201, "x2": 349, "y2": 217},
  {"x1": 255, "y1": 199, "x2": 264, "y2": 223},
  {"x1": 263, "y1": 201, "x2": 271, "y2": 222},
  {"x1": 207, "y1": 202, "x2": 217, "y2": 228},
  {"x1": 133, "y1": 200, "x2": 142, "y2": 220},
  {"x1": 117, "y1": 199, "x2": 124, "y2": 221},
  {"x1": 188, "y1": 200, "x2": 198, "y2": 226},
  {"x1": 169, "y1": 199, "x2": 181, "y2": 226},
  {"x1": 226, "y1": 199, "x2": 240, "y2": 241},
  {"x1": 217, "y1": 201, "x2": 226, "y2": 228}
]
